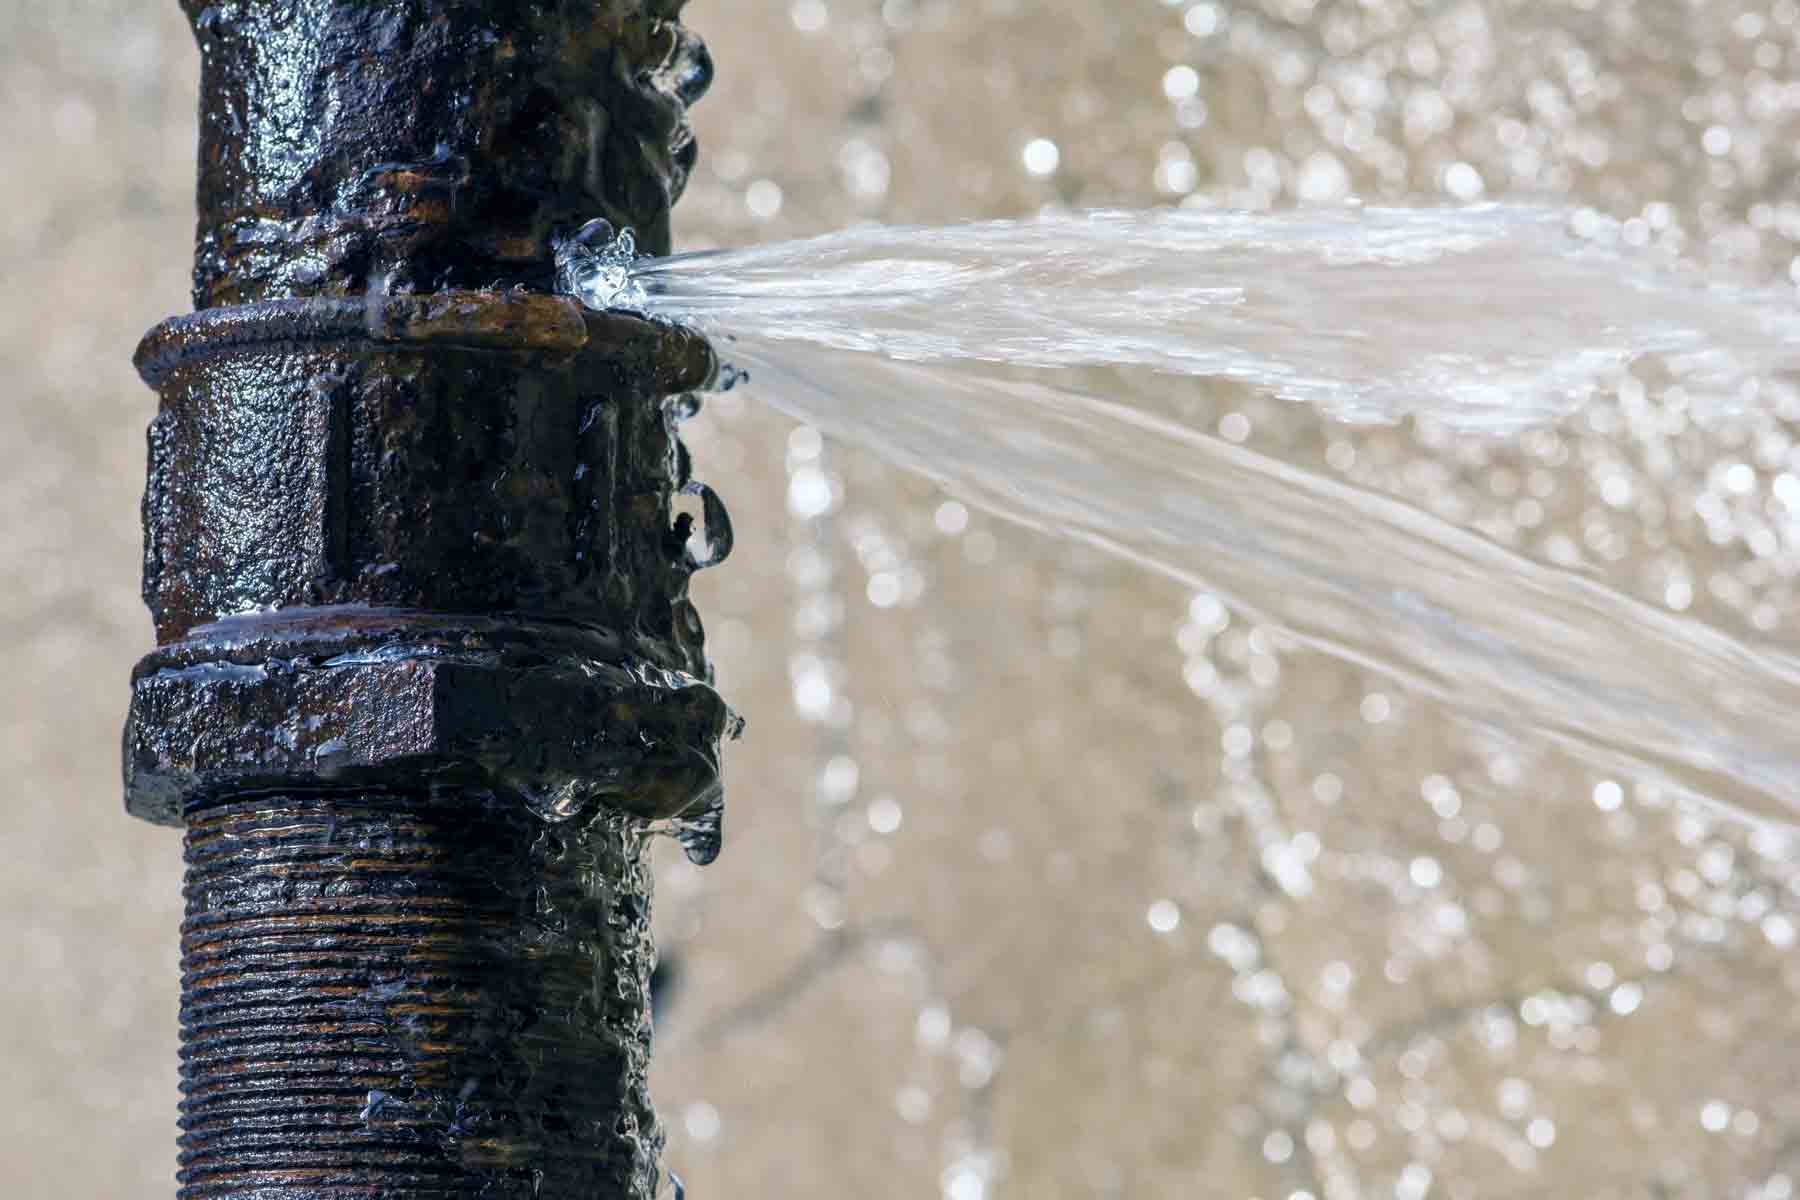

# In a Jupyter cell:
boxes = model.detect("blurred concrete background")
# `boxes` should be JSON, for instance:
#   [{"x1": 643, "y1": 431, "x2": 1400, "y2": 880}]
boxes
[{"x1": 5, "y1": 2, "x2": 1800, "y2": 1198}]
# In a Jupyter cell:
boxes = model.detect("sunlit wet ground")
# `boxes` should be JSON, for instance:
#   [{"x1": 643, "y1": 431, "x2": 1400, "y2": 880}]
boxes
[{"x1": 4, "y1": 2, "x2": 1799, "y2": 1198}]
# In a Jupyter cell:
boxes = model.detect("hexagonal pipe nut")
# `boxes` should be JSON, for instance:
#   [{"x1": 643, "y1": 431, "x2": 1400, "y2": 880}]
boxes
[{"x1": 124, "y1": 611, "x2": 738, "y2": 829}]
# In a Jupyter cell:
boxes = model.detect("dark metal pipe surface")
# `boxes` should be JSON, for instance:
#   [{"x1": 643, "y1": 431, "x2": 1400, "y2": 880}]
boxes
[
  {"x1": 125, "y1": 2, "x2": 728, "y2": 1195},
  {"x1": 179, "y1": 789, "x2": 660, "y2": 1197}
]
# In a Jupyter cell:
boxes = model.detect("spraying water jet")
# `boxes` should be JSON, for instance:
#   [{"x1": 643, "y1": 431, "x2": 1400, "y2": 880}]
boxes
[{"x1": 558, "y1": 208, "x2": 1800, "y2": 826}]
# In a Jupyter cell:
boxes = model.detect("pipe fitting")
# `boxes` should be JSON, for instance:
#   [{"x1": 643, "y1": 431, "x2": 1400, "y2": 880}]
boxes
[
  {"x1": 125, "y1": 613, "x2": 736, "y2": 833},
  {"x1": 128, "y1": 288, "x2": 733, "y2": 833}
]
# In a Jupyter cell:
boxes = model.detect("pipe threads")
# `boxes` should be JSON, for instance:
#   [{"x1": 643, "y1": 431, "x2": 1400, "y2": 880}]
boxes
[{"x1": 178, "y1": 789, "x2": 662, "y2": 1198}]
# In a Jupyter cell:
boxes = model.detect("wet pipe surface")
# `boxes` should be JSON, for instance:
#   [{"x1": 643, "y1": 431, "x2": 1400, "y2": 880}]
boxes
[
  {"x1": 129, "y1": 2, "x2": 725, "y2": 1196},
  {"x1": 179, "y1": 791, "x2": 663, "y2": 1198}
]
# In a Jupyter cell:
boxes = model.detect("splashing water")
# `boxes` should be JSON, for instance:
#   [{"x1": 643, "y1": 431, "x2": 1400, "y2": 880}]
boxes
[{"x1": 560, "y1": 205, "x2": 1800, "y2": 824}]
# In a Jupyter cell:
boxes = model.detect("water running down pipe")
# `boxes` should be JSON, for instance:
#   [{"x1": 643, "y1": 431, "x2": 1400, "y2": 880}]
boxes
[{"x1": 122, "y1": 3, "x2": 731, "y2": 1195}]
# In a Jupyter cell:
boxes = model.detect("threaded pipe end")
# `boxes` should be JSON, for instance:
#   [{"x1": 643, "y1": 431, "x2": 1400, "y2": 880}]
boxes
[{"x1": 178, "y1": 789, "x2": 662, "y2": 1198}]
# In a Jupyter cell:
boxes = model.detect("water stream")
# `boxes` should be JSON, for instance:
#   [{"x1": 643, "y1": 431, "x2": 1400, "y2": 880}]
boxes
[{"x1": 560, "y1": 205, "x2": 1800, "y2": 825}]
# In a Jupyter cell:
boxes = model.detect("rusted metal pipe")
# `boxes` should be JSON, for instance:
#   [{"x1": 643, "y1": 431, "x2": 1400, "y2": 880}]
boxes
[{"x1": 125, "y1": 2, "x2": 729, "y2": 1195}]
